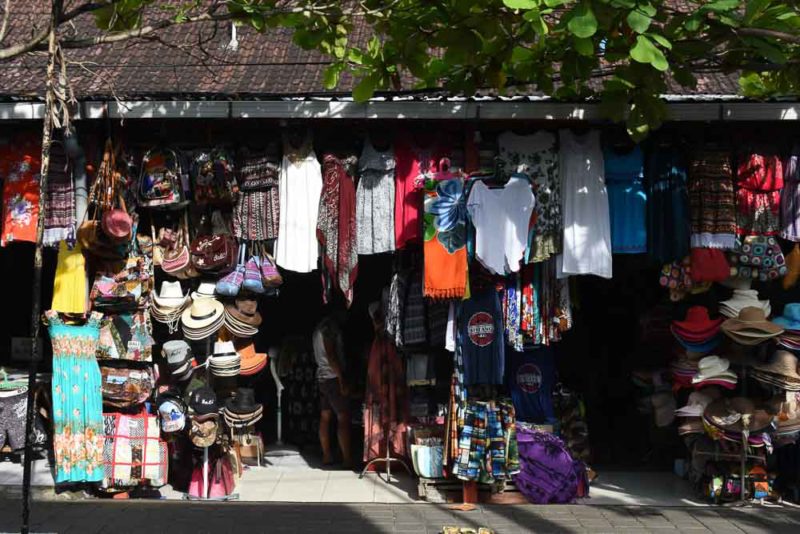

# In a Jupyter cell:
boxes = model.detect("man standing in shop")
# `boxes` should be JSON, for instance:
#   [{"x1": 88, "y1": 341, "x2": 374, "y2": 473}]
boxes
[{"x1": 313, "y1": 311, "x2": 352, "y2": 468}]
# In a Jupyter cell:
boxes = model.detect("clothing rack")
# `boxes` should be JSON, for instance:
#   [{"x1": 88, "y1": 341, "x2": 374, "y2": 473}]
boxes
[{"x1": 359, "y1": 430, "x2": 412, "y2": 483}]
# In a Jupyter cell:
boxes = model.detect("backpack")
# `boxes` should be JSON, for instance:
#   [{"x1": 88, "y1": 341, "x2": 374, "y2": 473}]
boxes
[
  {"x1": 138, "y1": 147, "x2": 186, "y2": 208},
  {"x1": 192, "y1": 148, "x2": 237, "y2": 206}
]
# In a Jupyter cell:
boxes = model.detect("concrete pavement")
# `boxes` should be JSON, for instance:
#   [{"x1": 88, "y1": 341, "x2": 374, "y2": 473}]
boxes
[{"x1": 2, "y1": 501, "x2": 800, "y2": 533}]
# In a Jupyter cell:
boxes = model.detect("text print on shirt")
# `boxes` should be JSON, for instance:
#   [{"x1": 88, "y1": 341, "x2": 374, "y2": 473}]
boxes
[
  {"x1": 516, "y1": 363, "x2": 542, "y2": 394},
  {"x1": 468, "y1": 312, "x2": 496, "y2": 347}
]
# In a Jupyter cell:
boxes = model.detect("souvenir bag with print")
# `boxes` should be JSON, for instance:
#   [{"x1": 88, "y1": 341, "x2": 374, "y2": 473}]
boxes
[
  {"x1": 138, "y1": 147, "x2": 186, "y2": 208},
  {"x1": 192, "y1": 148, "x2": 237, "y2": 206}
]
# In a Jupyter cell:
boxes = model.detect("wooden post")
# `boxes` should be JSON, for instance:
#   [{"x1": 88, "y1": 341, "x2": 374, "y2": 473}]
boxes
[{"x1": 21, "y1": 2, "x2": 60, "y2": 533}]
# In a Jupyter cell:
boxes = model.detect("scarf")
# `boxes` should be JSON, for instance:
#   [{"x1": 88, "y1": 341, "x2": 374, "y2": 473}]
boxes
[
  {"x1": 43, "y1": 141, "x2": 76, "y2": 247},
  {"x1": 423, "y1": 176, "x2": 468, "y2": 298},
  {"x1": 317, "y1": 154, "x2": 358, "y2": 307}
]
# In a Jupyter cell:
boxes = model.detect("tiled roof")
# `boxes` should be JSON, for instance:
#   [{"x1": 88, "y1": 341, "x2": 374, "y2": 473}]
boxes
[{"x1": 0, "y1": 1, "x2": 743, "y2": 101}]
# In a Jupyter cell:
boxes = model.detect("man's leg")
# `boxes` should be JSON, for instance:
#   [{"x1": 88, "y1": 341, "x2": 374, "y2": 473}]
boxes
[
  {"x1": 319, "y1": 409, "x2": 334, "y2": 464},
  {"x1": 337, "y1": 410, "x2": 352, "y2": 468}
]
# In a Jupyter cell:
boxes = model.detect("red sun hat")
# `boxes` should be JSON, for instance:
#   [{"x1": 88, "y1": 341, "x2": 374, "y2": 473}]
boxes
[{"x1": 672, "y1": 306, "x2": 723, "y2": 334}]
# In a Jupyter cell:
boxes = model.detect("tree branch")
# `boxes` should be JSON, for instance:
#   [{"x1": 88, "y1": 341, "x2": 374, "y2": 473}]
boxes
[
  {"x1": 736, "y1": 27, "x2": 800, "y2": 45},
  {"x1": 0, "y1": 0, "x2": 11, "y2": 45},
  {"x1": 0, "y1": 25, "x2": 51, "y2": 60}
]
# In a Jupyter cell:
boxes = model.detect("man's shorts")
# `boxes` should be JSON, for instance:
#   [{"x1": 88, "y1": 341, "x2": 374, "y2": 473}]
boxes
[{"x1": 318, "y1": 378, "x2": 348, "y2": 416}]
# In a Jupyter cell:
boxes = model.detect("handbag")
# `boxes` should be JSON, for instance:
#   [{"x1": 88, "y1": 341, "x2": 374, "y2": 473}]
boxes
[
  {"x1": 97, "y1": 312, "x2": 154, "y2": 362},
  {"x1": 190, "y1": 234, "x2": 238, "y2": 275},
  {"x1": 90, "y1": 254, "x2": 152, "y2": 312},
  {"x1": 216, "y1": 246, "x2": 246, "y2": 297},
  {"x1": 138, "y1": 147, "x2": 185, "y2": 208},
  {"x1": 192, "y1": 148, "x2": 236, "y2": 206},
  {"x1": 102, "y1": 410, "x2": 168, "y2": 489},
  {"x1": 208, "y1": 454, "x2": 237, "y2": 498},
  {"x1": 99, "y1": 144, "x2": 132, "y2": 243},
  {"x1": 161, "y1": 218, "x2": 191, "y2": 276},
  {"x1": 729, "y1": 235, "x2": 787, "y2": 282},
  {"x1": 257, "y1": 243, "x2": 283, "y2": 288},
  {"x1": 100, "y1": 364, "x2": 155, "y2": 408}
]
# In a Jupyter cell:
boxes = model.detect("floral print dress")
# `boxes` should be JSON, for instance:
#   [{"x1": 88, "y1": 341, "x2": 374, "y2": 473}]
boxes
[
  {"x1": 46, "y1": 310, "x2": 104, "y2": 483},
  {"x1": 423, "y1": 173, "x2": 467, "y2": 298},
  {"x1": 497, "y1": 131, "x2": 561, "y2": 263}
]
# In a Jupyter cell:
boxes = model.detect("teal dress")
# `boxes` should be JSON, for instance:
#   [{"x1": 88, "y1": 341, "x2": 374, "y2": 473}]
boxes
[
  {"x1": 46, "y1": 310, "x2": 104, "y2": 483},
  {"x1": 604, "y1": 146, "x2": 647, "y2": 254}
]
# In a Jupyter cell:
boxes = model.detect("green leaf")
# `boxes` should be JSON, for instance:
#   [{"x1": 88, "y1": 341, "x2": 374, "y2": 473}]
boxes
[
  {"x1": 502, "y1": 0, "x2": 538, "y2": 8},
  {"x1": 649, "y1": 33, "x2": 672, "y2": 49},
  {"x1": 367, "y1": 36, "x2": 380, "y2": 57},
  {"x1": 323, "y1": 65, "x2": 341, "y2": 90},
  {"x1": 629, "y1": 35, "x2": 669, "y2": 71},
  {"x1": 739, "y1": 72, "x2": 769, "y2": 97},
  {"x1": 523, "y1": 9, "x2": 549, "y2": 34},
  {"x1": 353, "y1": 74, "x2": 379, "y2": 102},
  {"x1": 348, "y1": 48, "x2": 365, "y2": 65},
  {"x1": 745, "y1": 0, "x2": 772, "y2": 23},
  {"x1": 511, "y1": 46, "x2": 534, "y2": 62},
  {"x1": 684, "y1": 15, "x2": 702, "y2": 32},
  {"x1": 639, "y1": 2, "x2": 657, "y2": 17},
  {"x1": 672, "y1": 67, "x2": 697, "y2": 89},
  {"x1": 567, "y1": 3, "x2": 598, "y2": 39},
  {"x1": 574, "y1": 37, "x2": 594, "y2": 56},
  {"x1": 701, "y1": 0, "x2": 739, "y2": 12},
  {"x1": 626, "y1": 10, "x2": 652, "y2": 33},
  {"x1": 544, "y1": 0, "x2": 568, "y2": 6},
  {"x1": 750, "y1": 38, "x2": 788, "y2": 64}
]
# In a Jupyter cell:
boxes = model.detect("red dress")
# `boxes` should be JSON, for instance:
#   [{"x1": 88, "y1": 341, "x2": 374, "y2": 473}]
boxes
[{"x1": 394, "y1": 134, "x2": 449, "y2": 249}]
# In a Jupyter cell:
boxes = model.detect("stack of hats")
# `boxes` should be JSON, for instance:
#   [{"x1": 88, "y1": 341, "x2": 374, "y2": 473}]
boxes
[
  {"x1": 156, "y1": 386, "x2": 187, "y2": 433},
  {"x1": 675, "y1": 390, "x2": 720, "y2": 435},
  {"x1": 162, "y1": 340, "x2": 195, "y2": 382},
  {"x1": 774, "y1": 402, "x2": 800, "y2": 436},
  {"x1": 151, "y1": 281, "x2": 191, "y2": 333},
  {"x1": 223, "y1": 297, "x2": 262, "y2": 338},
  {"x1": 209, "y1": 341, "x2": 241, "y2": 377},
  {"x1": 751, "y1": 350, "x2": 800, "y2": 392},
  {"x1": 235, "y1": 339, "x2": 268, "y2": 376},
  {"x1": 692, "y1": 355, "x2": 737, "y2": 389},
  {"x1": 773, "y1": 303, "x2": 800, "y2": 350},
  {"x1": 223, "y1": 388, "x2": 263, "y2": 429},
  {"x1": 182, "y1": 298, "x2": 225, "y2": 340},
  {"x1": 670, "y1": 352, "x2": 701, "y2": 388},
  {"x1": 191, "y1": 281, "x2": 217, "y2": 301},
  {"x1": 719, "y1": 288, "x2": 771, "y2": 319},
  {"x1": 721, "y1": 306, "x2": 784, "y2": 346},
  {"x1": 189, "y1": 386, "x2": 220, "y2": 448},
  {"x1": 703, "y1": 397, "x2": 774, "y2": 445},
  {"x1": 671, "y1": 306, "x2": 723, "y2": 352}
]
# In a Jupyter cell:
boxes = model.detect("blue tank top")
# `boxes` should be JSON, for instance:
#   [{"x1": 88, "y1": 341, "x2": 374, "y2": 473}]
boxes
[{"x1": 506, "y1": 347, "x2": 556, "y2": 424}]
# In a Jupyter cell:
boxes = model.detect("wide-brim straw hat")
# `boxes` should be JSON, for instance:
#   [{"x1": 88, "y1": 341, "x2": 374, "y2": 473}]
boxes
[
  {"x1": 721, "y1": 307, "x2": 783, "y2": 344},
  {"x1": 753, "y1": 350, "x2": 800, "y2": 381},
  {"x1": 704, "y1": 397, "x2": 773, "y2": 433},
  {"x1": 182, "y1": 298, "x2": 224, "y2": 339}
]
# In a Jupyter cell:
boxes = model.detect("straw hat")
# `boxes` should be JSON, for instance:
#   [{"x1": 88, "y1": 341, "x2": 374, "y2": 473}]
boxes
[
  {"x1": 703, "y1": 397, "x2": 774, "y2": 433},
  {"x1": 235, "y1": 339, "x2": 268, "y2": 376},
  {"x1": 181, "y1": 298, "x2": 224, "y2": 340},
  {"x1": 719, "y1": 289, "x2": 771, "y2": 319},
  {"x1": 191, "y1": 281, "x2": 218, "y2": 301},
  {"x1": 721, "y1": 307, "x2": 783, "y2": 346}
]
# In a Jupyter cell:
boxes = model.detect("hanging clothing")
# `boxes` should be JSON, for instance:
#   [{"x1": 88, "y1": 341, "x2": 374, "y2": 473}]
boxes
[
  {"x1": 317, "y1": 154, "x2": 359, "y2": 306},
  {"x1": 275, "y1": 137, "x2": 323, "y2": 273},
  {"x1": 234, "y1": 155, "x2": 281, "y2": 241},
  {"x1": 356, "y1": 141, "x2": 396, "y2": 255},
  {"x1": 51, "y1": 241, "x2": 87, "y2": 315},
  {"x1": 46, "y1": 310, "x2": 104, "y2": 484},
  {"x1": 557, "y1": 130, "x2": 612, "y2": 279},
  {"x1": 466, "y1": 178, "x2": 536, "y2": 275},
  {"x1": 363, "y1": 332, "x2": 409, "y2": 462},
  {"x1": 457, "y1": 290, "x2": 505, "y2": 386},
  {"x1": 506, "y1": 347, "x2": 557, "y2": 424},
  {"x1": 688, "y1": 151, "x2": 736, "y2": 249},
  {"x1": 403, "y1": 272, "x2": 427, "y2": 346},
  {"x1": 782, "y1": 145, "x2": 800, "y2": 242},
  {"x1": 497, "y1": 131, "x2": 561, "y2": 262},
  {"x1": 455, "y1": 400, "x2": 519, "y2": 482},
  {"x1": 394, "y1": 135, "x2": 449, "y2": 249},
  {"x1": 385, "y1": 270, "x2": 409, "y2": 347},
  {"x1": 646, "y1": 149, "x2": 690, "y2": 263},
  {"x1": 423, "y1": 175, "x2": 468, "y2": 298},
  {"x1": 43, "y1": 141, "x2": 75, "y2": 247},
  {"x1": 1, "y1": 139, "x2": 41, "y2": 246},
  {"x1": 735, "y1": 151, "x2": 783, "y2": 236},
  {"x1": 604, "y1": 145, "x2": 646, "y2": 254}
]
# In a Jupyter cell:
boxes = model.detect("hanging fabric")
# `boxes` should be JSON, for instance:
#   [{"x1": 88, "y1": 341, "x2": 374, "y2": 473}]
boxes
[
  {"x1": 356, "y1": 139, "x2": 396, "y2": 255},
  {"x1": 317, "y1": 154, "x2": 359, "y2": 307},
  {"x1": 423, "y1": 162, "x2": 468, "y2": 299},
  {"x1": 1, "y1": 136, "x2": 41, "y2": 246},
  {"x1": 275, "y1": 133, "x2": 322, "y2": 273},
  {"x1": 43, "y1": 140, "x2": 76, "y2": 247}
]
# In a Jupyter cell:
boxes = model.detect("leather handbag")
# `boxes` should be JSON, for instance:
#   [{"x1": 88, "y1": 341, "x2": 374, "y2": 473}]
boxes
[
  {"x1": 100, "y1": 365, "x2": 155, "y2": 408},
  {"x1": 190, "y1": 234, "x2": 238, "y2": 275},
  {"x1": 102, "y1": 191, "x2": 132, "y2": 243}
]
